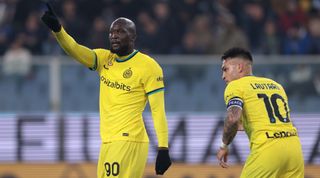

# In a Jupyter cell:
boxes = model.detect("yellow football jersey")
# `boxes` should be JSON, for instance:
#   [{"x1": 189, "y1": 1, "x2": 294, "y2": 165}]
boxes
[
  {"x1": 92, "y1": 49, "x2": 164, "y2": 143},
  {"x1": 224, "y1": 76, "x2": 299, "y2": 149}
]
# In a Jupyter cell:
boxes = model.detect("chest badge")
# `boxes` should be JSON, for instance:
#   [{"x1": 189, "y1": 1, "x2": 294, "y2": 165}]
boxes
[{"x1": 123, "y1": 68, "x2": 132, "y2": 78}]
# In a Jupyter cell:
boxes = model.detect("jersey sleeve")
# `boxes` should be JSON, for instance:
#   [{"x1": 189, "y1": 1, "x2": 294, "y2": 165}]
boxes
[
  {"x1": 143, "y1": 59, "x2": 164, "y2": 95},
  {"x1": 92, "y1": 48, "x2": 111, "y2": 74},
  {"x1": 53, "y1": 27, "x2": 95, "y2": 68},
  {"x1": 224, "y1": 81, "x2": 244, "y2": 110}
]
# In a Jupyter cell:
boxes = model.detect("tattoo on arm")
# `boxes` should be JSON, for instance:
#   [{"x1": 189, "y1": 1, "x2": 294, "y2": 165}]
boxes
[{"x1": 223, "y1": 106, "x2": 242, "y2": 145}]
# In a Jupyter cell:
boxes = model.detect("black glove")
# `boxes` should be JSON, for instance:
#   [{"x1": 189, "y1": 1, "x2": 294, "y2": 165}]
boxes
[
  {"x1": 41, "y1": 3, "x2": 61, "y2": 32},
  {"x1": 155, "y1": 149, "x2": 172, "y2": 175}
]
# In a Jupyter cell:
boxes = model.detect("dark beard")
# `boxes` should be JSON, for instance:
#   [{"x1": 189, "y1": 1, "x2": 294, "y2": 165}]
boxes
[{"x1": 110, "y1": 44, "x2": 131, "y2": 56}]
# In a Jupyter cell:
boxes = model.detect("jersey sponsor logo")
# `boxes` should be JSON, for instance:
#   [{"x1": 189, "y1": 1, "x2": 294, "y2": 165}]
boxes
[
  {"x1": 100, "y1": 76, "x2": 131, "y2": 91},
  {"x1": 265, "y1": 131, "x2": 297, "y2": 139},
  {"x1": 250, "y1": 83, "x2": 280, "y2": 90},
  {"x1": 123, "y1": 68, "x2": 132, "y2": 78}
]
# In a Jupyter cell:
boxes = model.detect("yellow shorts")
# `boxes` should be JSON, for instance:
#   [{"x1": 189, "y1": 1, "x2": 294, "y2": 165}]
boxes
[
  {"x1": 241, "y1": 136, "x2": 304, "y2": 178},
  {"x1": 97, "y1": 141, "x2": 149, "y2": 178}
]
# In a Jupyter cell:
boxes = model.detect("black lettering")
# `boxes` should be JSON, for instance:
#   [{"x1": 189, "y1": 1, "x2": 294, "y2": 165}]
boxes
[
  {"x1": 308, "y1": 128, "x2": 320, "y2": 163},
  {"x1": 17, "y1": 116, "x2": 45, "y2": 161},
  {"x1": 58, "y1": 116, "x2": 65, "y2": 161},
  {"x1": 83, "y1": 116, "x2": 90, "y2": 161},
  {"x1": 250, "y1": 84, "x2": 257, "y2": 89},
  {"x1": 255, "y1": 84, "x2": 262, "y2": 89},
  {"x1": 266, "y1": 132, "x2": 274, "y2": 138}
]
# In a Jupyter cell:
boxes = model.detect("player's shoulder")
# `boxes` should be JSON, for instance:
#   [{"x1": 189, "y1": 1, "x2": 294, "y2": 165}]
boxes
[
  {"x1": 136, "y1": 51, "x2": 162, "y2": 68},
  {"x1": 93, "y1": 48, "x2": 111, "y2": 56}
]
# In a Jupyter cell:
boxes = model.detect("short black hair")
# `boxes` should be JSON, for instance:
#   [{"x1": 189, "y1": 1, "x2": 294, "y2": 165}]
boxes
[{"x1": 221, "y1": 47, "x2": 253, "y2": 62}]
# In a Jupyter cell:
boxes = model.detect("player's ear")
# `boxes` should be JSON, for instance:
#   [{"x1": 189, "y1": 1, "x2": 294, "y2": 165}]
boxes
[{"x1": 237, "y1": 63, "x2": 244, "y2": 73}]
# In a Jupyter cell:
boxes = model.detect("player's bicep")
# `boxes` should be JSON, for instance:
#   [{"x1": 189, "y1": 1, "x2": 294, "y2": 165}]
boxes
[{"x1": 226, "y1": 106, "x2": 242, "y2": 123}]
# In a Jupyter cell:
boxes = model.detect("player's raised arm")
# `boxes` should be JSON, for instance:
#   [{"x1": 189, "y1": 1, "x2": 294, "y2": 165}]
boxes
[{"x1": 41, "y1": 3, "x2": 95, "y2": 68}]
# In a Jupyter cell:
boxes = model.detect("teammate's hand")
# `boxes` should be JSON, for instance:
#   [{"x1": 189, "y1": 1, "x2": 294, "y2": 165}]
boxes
[
  {"x1": 41, "y1": 3, "x2": 61, "y2": 32},
  {"x1": 217, "y1": 147, "x2": 229, "y2": 168},
  {"x1": 155, "y1": 148, "x2": 172, "y2": 175}
]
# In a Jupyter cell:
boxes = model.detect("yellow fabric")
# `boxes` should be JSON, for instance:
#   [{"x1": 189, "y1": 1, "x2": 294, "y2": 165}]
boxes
[
  {"x1": 53, "y1": 27, "x2": 169, "y2": 148},
  {"x1": 97, "y1": 141, "x2": 149, "y2": 178},
  {"x1": 224, "y1": 76, "x2": 304, "y2": 177},
  {"x1": 53, "y1": 27, "x2": 95, "y2": 68},
  {"x1": 240, "y1": 136, "x2": 304, "y2": 178},
  {"x1": 224, "y1": 76, "x2": 297, "y2": 147},
  {"x1": 148, "y1": 91, "x2": 168, "y2": 147},
  {"x1": 94, "y1": 48, "x2": 166, "y2": 146}
]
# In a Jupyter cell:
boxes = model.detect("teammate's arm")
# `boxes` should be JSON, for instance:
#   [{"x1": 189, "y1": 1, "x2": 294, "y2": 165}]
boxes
[
  {"x1": 41, "y1": 3, "x2": 95, "y2": 68},
  {"x1": 148, "y1": 91, "x2": 172, "y2": 175},
  {"x1": 223, "y1": 106, "x2": 242, "y2": 145},
  {"x1": 217, "y1": 106, "x2": 242, "y2": 168}
]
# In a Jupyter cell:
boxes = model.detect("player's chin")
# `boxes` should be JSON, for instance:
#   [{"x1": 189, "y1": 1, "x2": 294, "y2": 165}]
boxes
[{"x1": 110, "y1": 47, "x2": 119, "y2": 54}]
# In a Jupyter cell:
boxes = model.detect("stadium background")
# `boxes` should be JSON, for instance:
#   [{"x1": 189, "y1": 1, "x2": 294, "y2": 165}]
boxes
[{"x1": 1, "y1": 0, "x2": 320, "y2": 177}]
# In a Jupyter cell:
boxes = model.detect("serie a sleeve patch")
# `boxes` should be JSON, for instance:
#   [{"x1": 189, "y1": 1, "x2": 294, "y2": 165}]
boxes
[{"x1": 227, "y1": 97, "x2": 243, "y2": 110}]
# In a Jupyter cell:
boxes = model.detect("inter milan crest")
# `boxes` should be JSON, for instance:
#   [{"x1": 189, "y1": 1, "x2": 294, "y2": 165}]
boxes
[{"x1": 123, "y1": 68, "x2": 132, "y2": 78}]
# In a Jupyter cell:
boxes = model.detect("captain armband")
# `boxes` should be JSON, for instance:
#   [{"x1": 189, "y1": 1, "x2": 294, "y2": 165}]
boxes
[{"x1": 226, "y1": 97, "x2": 243, "y2": 110}]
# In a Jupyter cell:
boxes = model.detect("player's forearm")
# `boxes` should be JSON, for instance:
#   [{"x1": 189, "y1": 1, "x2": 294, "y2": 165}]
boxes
[
  {"x1": 53, "y1": 27, "x2": 95, "y2": 68},
  {"x1": 222, "y1": 106, "x2": 242, "y2": 145},
  {"x1": 148, "y1": 91, "x2": 169, "y2": 148}
]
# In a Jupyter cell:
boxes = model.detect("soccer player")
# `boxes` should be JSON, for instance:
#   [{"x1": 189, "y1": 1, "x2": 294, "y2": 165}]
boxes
[
  {"x1": 41, "y1": 3, "x2": 171, "y2": 178},
  {"x1": 216, "y1": 47, "x2": 304, "y2": 177}
]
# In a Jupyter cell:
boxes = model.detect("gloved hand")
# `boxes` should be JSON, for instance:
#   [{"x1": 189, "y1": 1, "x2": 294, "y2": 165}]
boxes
[
  {"x1": 155, "y1": 148, "x2": 172, "y2": 175},
  {"x1": 41, "y1": 3, "x2": 61, "y2": 32}
]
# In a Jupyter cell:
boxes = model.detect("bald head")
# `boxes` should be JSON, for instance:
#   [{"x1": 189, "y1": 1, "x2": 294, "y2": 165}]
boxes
[
  {"x1": 111, "y1": 17, "x2": 136, "y2": 38},
  {"x1": 109, "y1": 17, "x2": 136, "y2": 56}
]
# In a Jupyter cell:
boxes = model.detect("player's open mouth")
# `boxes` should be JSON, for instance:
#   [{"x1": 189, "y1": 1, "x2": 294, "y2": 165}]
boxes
[{"x1": 111, "y1": 43, "x2": 120, "y2": 48}]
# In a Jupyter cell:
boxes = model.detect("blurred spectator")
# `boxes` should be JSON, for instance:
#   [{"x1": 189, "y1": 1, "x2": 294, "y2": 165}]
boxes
[
  {"x1": 152, "y1": 1, "x2": 179, "y2": 53},
  {"x1": 308, "y1": 15, "x2": 320, "y2": 54},
  {"x1": 2, "y1": 35, "x2": 32, "y2": 91},
  {"x1": 136, "y1": 11, "x2": 159, "y2": 54},
  {"x1": 261, "y1": 19, "x2": 280, "y2": 54},
  {"x1": 87, "y1": 16, "x2": 107, "y2": 49},
  {"x1": 0, "y1": 0, "x2": 16, "y2": 54},
  {"x1": 61, "y1": 0, "x2": 87, "y2": 44},
  {"x1": 174, "y1": 30, "x2": 204, "y2": 54},
  {"x1": 241, "y1": 1, "x2": 265, "y2": 53},
  {"x1": 189, "y1": 14, "x2": 214, "y2": 54},
  {"x1": 22, "y1": 12, "x2": 46, "y2": 54},
  {"x1": 282, "y1": 23, "x2": 311, "y2": 54},
  {"x1": 276, "y1": 0, "x2": 307, "y2": 34},
  {"x1": 211, "y1": 11, "x2": 249, "y2": 54}
]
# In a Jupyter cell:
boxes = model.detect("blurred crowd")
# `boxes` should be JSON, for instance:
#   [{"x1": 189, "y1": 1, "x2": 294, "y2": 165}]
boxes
[
  {"x1": 1, "y1": 0, "x2": 320, "y2": 111},
  {"x1": 1, "y1": 0, "x2": 320, "y2": 56}
]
